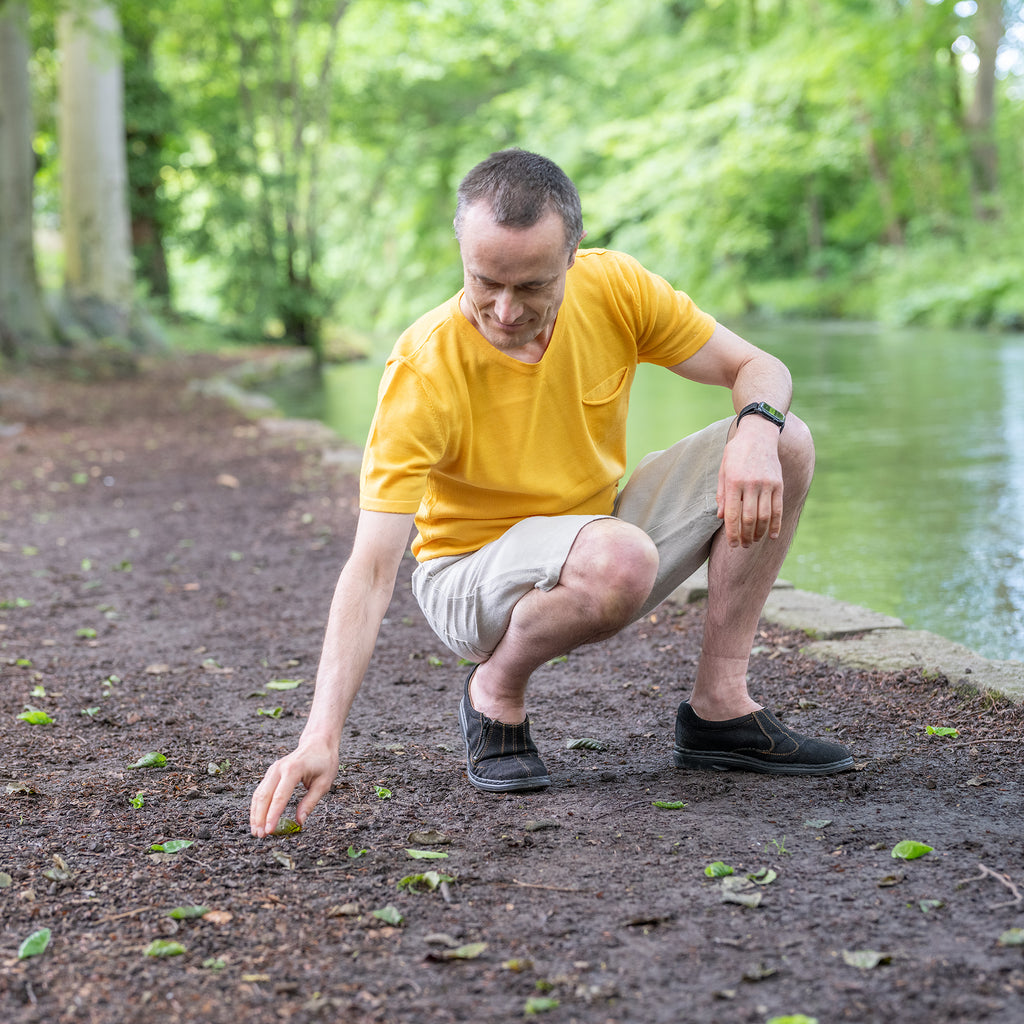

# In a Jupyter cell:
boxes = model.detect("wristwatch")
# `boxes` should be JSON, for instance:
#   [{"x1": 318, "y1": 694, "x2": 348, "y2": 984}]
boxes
[{"x1": 736, "y1": 401, "x2": 786, "y2": 431}]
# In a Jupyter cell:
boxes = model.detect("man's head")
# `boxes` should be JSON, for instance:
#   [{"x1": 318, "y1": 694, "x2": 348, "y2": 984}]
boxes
[
  {"x1": 454, "y1": 150, "x2": 584, "y2": 358},
  {"x1": 454, "y1": 149, "x2": 584, "y2": 256}
]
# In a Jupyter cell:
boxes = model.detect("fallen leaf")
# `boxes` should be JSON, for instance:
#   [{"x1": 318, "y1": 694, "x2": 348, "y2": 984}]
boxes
[
  {"x1": 144, "y1": 939, "x2": 186, "y2": 957},
  {"x1": 372, "y1": 905, "x2": 404, "y2": 926},
  {"x1": 704, "y1": 861, "x2": 734, "y2": 878},
  {"x1": 216, "y1": 473, "x2": 240, "y2": 488},
  {"x1": 168, "y1": 905, "x2": 210, "y2": 920},
  {"x1": 128, "y1": 751, "x2": 167, "y2": 770},
  {"x1": 271, "y1": 850, "x2": 295, "y2": 870},
  {"x1": 891, "y1": 840, "x2": 932, "y2": 860},
  {"x1": 842, "y1": 949, "x2": 891, "y2": 969},
  {"x1": 565, "y1": 737, "x2": 606, "y2": 751},
  {"x1": 427, "y1": 941, "x2": 488, "y2": 961},
  {"x1": 203, "y1": 910, "x2": 234, "y2": 925},
  {"x1": 144, "y1": 664, "x2": 170, "y2": 675},
  {"x1": 408, "y1": 829, "x2": 449, "y2": 845},
  {"x1": 18, "y1": 928, "x2": 51, "y2": 960}
]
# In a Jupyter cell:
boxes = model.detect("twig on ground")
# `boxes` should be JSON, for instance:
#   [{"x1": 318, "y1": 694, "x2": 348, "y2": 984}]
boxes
[{"x1": 956, "y1": 863, "x2": 1024, "y2": 909}]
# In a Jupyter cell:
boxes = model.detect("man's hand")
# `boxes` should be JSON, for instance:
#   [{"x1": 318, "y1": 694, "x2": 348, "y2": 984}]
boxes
[
  {"x1": 716, "y1": 416, "x2": 784, "y2": 548},
  {"x1": 249, "y1": 736, "x2": 339, "y2": 838}
]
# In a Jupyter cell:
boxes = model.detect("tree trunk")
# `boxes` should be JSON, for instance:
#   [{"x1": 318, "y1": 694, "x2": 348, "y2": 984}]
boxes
[
  {"x1": 0, "y1": 1, "x2": 54, "y2": 357},
  {"x1": 57, "y1": 2, "x2": 136, "y2": 339},
  {"x1": 965, "y1": 0, "x2": 1002, "y2": 211}
]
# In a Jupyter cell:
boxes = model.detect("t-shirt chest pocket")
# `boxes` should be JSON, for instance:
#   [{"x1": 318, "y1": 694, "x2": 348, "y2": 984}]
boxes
[
  {"x1": 582, "y1": 366, "x2": 629, "y2": 406},
  {"x1": 580, "y1": 366, "x2": 630, "y2": 445}
]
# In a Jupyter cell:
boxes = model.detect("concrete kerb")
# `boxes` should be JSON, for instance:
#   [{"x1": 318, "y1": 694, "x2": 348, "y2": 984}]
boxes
[{"x1": 669, "y1": 565, "x2": 1024, "y2": 704}]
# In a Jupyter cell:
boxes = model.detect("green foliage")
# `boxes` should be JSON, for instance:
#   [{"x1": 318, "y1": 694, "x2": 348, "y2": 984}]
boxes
[{"x1": 21, "y1": 0, "x2": 1024, "y2": 336}]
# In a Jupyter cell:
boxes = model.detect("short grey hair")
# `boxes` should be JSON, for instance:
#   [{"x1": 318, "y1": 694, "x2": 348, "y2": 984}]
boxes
[{"x1": 454, "y1": 149, "x2": 584, "y2": 254}]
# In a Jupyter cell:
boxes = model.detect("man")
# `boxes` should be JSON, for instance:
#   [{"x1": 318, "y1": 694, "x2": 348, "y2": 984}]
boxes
[{"x1": 250, "y1": 149, "x2": 852, "y2": 838}]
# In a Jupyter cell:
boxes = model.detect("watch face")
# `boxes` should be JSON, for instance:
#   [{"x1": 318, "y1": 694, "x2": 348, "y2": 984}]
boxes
[{"x1": 759, "y1": 403, "x2": 784, "y2": 423}]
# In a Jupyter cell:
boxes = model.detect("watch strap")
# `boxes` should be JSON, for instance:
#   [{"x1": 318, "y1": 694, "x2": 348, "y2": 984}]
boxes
[{"x1": 736, "y1": 401, "x2": 785, "y2": 431}]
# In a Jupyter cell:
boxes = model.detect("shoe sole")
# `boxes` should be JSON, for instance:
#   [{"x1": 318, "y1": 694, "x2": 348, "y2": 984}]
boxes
[
  {"x1": 458, "y1": 700, "x2": 551, "y2": 793},
  {"x1": 673, "y1": 746, "x2": 854, "y2": 777}
]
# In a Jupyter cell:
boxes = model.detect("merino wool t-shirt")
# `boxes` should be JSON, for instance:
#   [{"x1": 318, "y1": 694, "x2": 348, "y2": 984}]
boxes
[{"x1": 359, "y1": 248, "x2": 716, "y2": 561}]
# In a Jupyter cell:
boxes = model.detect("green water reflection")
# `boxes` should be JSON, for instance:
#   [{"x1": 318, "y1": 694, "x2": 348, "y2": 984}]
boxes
[{"x1": 267, "y1": 323, "x2": 1024, "y2": 661}]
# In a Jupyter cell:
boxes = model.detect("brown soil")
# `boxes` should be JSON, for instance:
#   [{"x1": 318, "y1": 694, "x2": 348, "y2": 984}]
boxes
[{"x1": 2, "y1": 352, "x2": 1023, "y2": 1024}]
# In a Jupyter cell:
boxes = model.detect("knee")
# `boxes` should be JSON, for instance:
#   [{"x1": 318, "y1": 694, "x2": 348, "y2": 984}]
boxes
[{"x1": 571, "y1": 520, "x2": 659, "y2": 615}]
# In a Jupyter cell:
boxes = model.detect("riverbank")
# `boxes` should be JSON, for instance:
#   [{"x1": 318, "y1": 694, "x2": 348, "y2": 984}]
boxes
[
  {"x1": 201, "y1": 345, "x2": 1024, "y2": 706},
  {"x1": 2, "y1": 352, "x2": 1023, "y2": 1024}
]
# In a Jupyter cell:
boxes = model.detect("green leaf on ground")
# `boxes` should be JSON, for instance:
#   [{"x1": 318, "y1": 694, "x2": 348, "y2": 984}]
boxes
[
  {"x1": 842, "y1": 949, "x2": 891, "y2": 969},
  {"x1": 919, "y1": 899, "x2": 944, "y2": 913},
  {"x1": 766, "y1": 1016, "x2": 819, "y2": 1024},
  {"x1": 348, "y1": 846, "x2": 367, "y2": 859},
  {"x1": 374, "y1": 785, "x2": 392, "y2": 800},
  {"x1": 406, "y1": 849, "x2": 449, "y2": 859},
  {"x1": 891, "y1": 840, "x2": 932, "y2": 860},
  {"x1": 17, "y1": 707, "x2": 54, "y2": 725},
  {"x1": 704, "y1": 861, "x2": 734, "y2": 877},
  {"x1": 524, "y1": 996, "x2": 560, "y2": 1015},
  {"x1": 566, "y1": 737, "x2": 607, "y2": 751},
  {"x1": 130, "y1": 792, "x2": 145, "y2": 809},
  {"x1": 372, "y1": 905, "x2": 404, "y2": 926},
  {"x1": 398, "y1": 870, "x2": 455, "y2": 892},
  {"x1": 144, "y1": 939, "x2": 187, "y2": 957},
  {"x1": 168, "y1": 905, "x2": 210, "y2": 920},
  {"x1": 804, "y1": 818, "x2": 832, "y2": 829},
  {"x1": 925, "y1": 725, "x2": 959, "y2": 737},
  {"x1": 128, "y1": 752, "x2": 167, "y2": 769},
  {"x1": 652, "y1": 800, "x2": 687, "y2": 809},
  {"x1": 266, "y1": 679, "x2": 302, "y2": 690},
  {"x1": 256, "y1": 706, "x2": 283, "y2": 718},
  {"x1": 76, "y1": 627, "x2": 98, "y2": 638},
  {"x1": 17, "y1": 928, "x2": 52, "y2": 960},
  {"x1": 430, "y1": 941, "x2": 488, "y2": 961},
  {"x1": 271, "y1": 817, "x2": 302, "y2": 836},
  {"x1": 998, "y1": 928, "x2": 1024, "y2": 946},
  {"x1": 151, "y1": 839, "x2": 193, "y2": 853},
  {"x1": 748, "y1": 867, "x2": 778, "y2": 885}
]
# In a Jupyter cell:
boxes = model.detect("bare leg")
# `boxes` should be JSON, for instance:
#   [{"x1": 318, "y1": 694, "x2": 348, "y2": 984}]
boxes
[
  {"x1": 469, "y1": 518, "x2": 659, "y2": 723},
  {"x1": 689, "y1": 413, "x2": 815, "y2": 720}
]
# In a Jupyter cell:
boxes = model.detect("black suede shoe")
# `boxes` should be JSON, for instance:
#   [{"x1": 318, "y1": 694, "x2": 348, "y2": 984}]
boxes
[
  {"x1": 674, "y1": 701, "x2": 853, "y2": 776},
  {"x1": 458, "y1": 668, "x2": 550, "y2": 792}
]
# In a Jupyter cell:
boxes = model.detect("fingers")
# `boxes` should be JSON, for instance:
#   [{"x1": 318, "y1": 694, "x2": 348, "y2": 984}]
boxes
[
  {"x1": 249, "y1": 762, "x2": 291, "y2": 838},
  {"x1": 721, "y1": 482, "x2": 783, "y2": 548},
  {"x1": 249, "y1": 745, "x2": 339, "y2": 838}
]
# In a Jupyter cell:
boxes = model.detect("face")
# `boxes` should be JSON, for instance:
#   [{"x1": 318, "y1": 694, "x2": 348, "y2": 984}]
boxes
[{"x1": 458, "y1": 202, "x2": 576, "y2": 359}]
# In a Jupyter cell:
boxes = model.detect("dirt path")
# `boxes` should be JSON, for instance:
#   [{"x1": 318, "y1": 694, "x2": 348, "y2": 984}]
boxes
[{"x1": 2, "y1": 353, "x2": 1023, "y2": 1024}]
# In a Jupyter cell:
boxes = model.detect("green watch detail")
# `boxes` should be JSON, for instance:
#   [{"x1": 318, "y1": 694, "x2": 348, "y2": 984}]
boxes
[{"x1": 736, "y1": 401, "x2": 786, "y2": 431}]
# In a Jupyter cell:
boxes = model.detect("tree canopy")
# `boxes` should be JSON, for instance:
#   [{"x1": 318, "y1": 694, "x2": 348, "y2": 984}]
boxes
[{"x1": 8, "y1": 0, "x2": 1024, "y2": 356}]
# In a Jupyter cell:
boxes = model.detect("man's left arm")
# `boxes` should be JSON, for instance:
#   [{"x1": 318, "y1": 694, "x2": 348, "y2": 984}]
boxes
[{"x1": 667, "y1": 323, "x2": 793, "y2": 549}]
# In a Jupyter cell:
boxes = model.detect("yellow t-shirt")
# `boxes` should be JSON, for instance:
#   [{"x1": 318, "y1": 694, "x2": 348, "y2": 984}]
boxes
[{"x1": 359, "y1": 248, "x2": 715, "y2": 560}]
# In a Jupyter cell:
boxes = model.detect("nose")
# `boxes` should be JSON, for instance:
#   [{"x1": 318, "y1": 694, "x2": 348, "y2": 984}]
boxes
[{"x1": 493, "y1": 288, "x2": 523, "y2": 325}]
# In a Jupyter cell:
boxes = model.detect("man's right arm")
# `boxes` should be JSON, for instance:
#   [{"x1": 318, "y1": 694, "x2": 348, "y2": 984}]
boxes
[{"x1": 249, "y1": 509, "x2": 415, "y2": 838}]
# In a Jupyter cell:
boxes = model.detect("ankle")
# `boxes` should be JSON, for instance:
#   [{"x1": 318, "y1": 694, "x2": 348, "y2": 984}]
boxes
[
  {"x1": 687, "y1": 694, "x2": 761, "y2": 722},
  {"x1": 469, "y1": 670, "x2": 526, "y2": 725}
]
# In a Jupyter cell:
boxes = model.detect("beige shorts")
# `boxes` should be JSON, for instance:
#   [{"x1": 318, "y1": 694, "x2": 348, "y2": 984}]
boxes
[{"x1": 411, "y1": 417, "x2": 731, "y2": 662}]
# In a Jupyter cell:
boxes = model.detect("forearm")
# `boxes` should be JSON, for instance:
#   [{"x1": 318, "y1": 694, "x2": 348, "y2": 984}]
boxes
[
  {"x1": 729, "y1": 349, "x2": 792, "y2": 415},
  {"x1": 299, "y1": 563, "x2": 395, "y2": 749}
]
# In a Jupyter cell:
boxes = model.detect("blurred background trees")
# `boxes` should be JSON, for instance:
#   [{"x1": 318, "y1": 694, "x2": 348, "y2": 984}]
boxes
[{"x1": 2, "y1": 0, "x2": 1022, "y2": 362}]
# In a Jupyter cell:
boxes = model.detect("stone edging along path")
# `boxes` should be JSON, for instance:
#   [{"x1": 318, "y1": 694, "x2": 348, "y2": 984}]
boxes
[
  {"x1": 673, "y1": 567, "x2": 1024, "y2": 705},
  {"x1": 205, "y1": 357, "x2": 1024, "y2": 708}
]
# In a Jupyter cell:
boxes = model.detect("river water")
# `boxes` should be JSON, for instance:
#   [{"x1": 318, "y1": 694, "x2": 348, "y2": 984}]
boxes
[{"x1": 266, "y1": 322, "x2": 1024, "y2": 662}]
